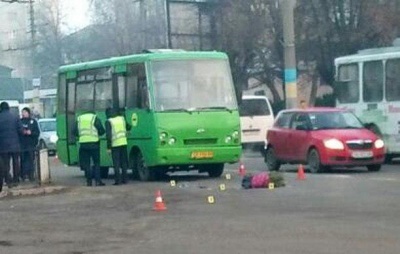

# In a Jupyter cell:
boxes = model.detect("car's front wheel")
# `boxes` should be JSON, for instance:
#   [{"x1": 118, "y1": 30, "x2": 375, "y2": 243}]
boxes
[
  {"x1": 308, "y1": 149, "x2": 324, "y2": 173},
  {"x1": 207, "y1": 163, "x2": 224, "y2": 178},
  {"x1": 367, "y1": 164, "x2": 381, "y2": 172},
  {"x1": 134, "y1": 152, "x2": 156, "y2": 181},
  {"x1": 39, "y1": 140, "x2": 47, "y2": 150},
  {"x1": 265, "y1": 147, "x2": 281, "y2": 171}
]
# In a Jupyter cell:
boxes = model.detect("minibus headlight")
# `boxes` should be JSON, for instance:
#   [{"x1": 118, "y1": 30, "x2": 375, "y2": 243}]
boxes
[
  {"x1": 232, "y1": 131, "x2": 239, "y2": 138},
  {"x1": 225, "y1": 136, "x2": 232, "y2": 143},
  {"x1": 159, "y1": 132, "x2": 168, "y2": 140},
  {"x1": 168, "y1": 138, "x2": 176, "y2": 145}
]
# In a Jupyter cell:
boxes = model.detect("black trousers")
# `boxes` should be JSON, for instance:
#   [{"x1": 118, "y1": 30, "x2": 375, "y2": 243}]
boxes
[
  {"x1": 21, "y1": 150, "x2": 35, "y2": 180},
  {"x1": 2, "y1": 152, "x2": 20, "y2": 183},
  {"x1": 79, "y1": 147, "x2": 101, "y2": 185},
  {"x1": 111, "y1": 146, "x2": 128, "y2": 183},
  {"x1": 0, "y1": 155, "x2": 6, "y2": 192}
]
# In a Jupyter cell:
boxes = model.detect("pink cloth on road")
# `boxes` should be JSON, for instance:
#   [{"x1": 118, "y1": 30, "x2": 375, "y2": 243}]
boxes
[{"x1": 251, "y1": 172, "x2": 269, "y2": 188}]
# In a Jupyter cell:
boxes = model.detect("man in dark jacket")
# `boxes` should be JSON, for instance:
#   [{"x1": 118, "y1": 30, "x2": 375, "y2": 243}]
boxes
[
  {"x1": 73, "y1": 111, "x2": 106, "y2": 186},
  {"x1": 0, "y1": 102, "x2": 23, "y2": 187},
  {"x1": 20, "y1": 107, "x2": 40, "y2": 181},
  {"x1": 105, "y1": 108, "x2": 131, "y2": 185}
]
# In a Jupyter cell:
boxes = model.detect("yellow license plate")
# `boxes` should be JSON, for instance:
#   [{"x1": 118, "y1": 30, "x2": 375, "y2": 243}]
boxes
[{"x1": 191, "y1": 151, "x2": 214, "y2": 159}]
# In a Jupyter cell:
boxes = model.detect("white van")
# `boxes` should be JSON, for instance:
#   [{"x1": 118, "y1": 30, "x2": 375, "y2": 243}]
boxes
[{"x1": 239, "y1": 95, "x2": 274, "y2": 153}]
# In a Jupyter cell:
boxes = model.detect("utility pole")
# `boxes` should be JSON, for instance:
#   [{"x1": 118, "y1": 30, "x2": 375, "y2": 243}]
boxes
[
  {"x1": 29, "y1": 0, "x2": 35, "y2": 48},
  {"x1": 281, "y1": 0, "x2": 297, "y2": 109},
  {"x1": 165, "y1": 0, "x2": 172, "y2": 48}
]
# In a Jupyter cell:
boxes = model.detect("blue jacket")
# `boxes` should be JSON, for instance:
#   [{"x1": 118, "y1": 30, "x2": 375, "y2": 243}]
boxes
[
  {"x1": 0, "y1": 110, "x2": 23, "y2": 153},
  {"x1": 20, "y1": 117, "x2": 40, "y2": 151}
]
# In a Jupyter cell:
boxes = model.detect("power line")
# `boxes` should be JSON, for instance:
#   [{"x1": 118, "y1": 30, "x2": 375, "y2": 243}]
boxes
[{"x1": 0, "y1": 0, "x2": 31, "y2": 3}]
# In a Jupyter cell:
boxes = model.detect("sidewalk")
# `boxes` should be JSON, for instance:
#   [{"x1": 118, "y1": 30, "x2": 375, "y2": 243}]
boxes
[{"x1": 0, "y1": 183, "x2": 67, "y2": 199}]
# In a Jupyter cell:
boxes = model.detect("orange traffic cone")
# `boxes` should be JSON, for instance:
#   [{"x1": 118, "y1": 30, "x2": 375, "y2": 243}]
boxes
[
  {"x1": 297, "y1": 164, "x2": 306, "y2": 180},
  {"x1": 238, "y1": 163, "x2": 246, "y2": 176},
  {"x1": 153, "y1": 190, "x2": 167, "y2": 211}
]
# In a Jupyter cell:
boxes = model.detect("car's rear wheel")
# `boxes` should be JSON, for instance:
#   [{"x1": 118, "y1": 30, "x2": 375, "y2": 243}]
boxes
[
  {"x1": 308, "y1": 149, "x2": 323, "y2": 174},
  {"x1": 384, "y1": 154, "x2": 393, "y2": 164},
  {"x1": 367, "y1": 164, "x2": 381, "y2": 172},
  {"x1": 266, "y1": 147, "x2": 281, "y2": 171}
]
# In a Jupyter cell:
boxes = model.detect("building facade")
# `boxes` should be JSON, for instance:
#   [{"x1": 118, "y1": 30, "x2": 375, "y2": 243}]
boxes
[{"x1": 0, "y1": 2, "x2": 33, "y2": 79}]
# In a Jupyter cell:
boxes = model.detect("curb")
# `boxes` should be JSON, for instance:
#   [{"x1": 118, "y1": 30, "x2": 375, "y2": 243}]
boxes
[{"x1": 0, "y1": 185, "x2": 67, "y2": 199}]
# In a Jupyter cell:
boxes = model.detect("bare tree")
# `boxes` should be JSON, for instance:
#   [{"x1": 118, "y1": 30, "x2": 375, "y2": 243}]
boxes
[{"x1": 33, "y1": 0, "x2": 65, "y2": 88}]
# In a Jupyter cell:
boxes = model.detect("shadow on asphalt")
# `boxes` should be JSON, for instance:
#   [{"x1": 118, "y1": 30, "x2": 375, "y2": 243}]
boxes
[
  {"x1": 282, "y1": 167, "x2": 369, "y2": 175},
  {"x1": 160, "y1": 173, "x2": 210, "y2": 182}
]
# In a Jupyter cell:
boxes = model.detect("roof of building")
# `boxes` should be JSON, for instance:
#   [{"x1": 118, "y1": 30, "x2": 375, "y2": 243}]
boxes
[{"x1": 0, "y1": 77, "x2": 24, "y2": 101}]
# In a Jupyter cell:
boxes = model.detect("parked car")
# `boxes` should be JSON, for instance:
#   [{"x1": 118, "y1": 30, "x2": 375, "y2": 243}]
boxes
[
  {"x1": 37, "y1": 118, "x2": 58, "y2": 155},
  {"x1": 265, "y1": 108, "x2": 385, "y2": 172},
  {"x1": 239, "y1": 95, "x2": 274, "y2": 154}
]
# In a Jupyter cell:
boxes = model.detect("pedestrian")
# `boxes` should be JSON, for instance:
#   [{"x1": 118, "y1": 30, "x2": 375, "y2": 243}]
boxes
[
  {"x1": 73, "y1": 111, "x2": 106, "y2": 186},
  {"x1": 299, "y1": 99, "x2": 308, "y2": 109},
  {"x1": 105, "y1": 108, "x2": 131, "y2": 185},
  {"x1": 0, "y1": 102, "x2": 24, "y2": 188},
  {"x1": 20, "y1": 107, "x2": 40, "y2": 182}
]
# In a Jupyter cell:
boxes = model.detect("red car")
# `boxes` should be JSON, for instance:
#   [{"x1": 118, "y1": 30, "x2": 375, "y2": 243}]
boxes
[{"x1": 265, "y1": 108, "x2": 385, "y2": 173}]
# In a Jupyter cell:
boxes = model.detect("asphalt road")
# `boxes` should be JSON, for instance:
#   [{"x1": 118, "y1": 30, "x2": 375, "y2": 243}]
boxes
[{"x1": 1, "y1": 151, "x2": 400, "y2": 254}]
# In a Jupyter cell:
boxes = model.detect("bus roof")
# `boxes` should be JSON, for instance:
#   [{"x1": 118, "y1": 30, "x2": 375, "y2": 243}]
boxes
[
  {"x1": 59, "y1": 51, "x2": 228, "y2": 73},
  {"x1": 335, "y1": 46, "x2": 400, "y2": 65}
]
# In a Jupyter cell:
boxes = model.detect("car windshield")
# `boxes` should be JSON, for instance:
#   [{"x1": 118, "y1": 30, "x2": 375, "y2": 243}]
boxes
[
  {"x1": 152, "y1": 59, "x2": 237, "y2": 112},
  {"x1": 39, "y1": 120, "x2": 56, "y2": 132},
  {"x1": 309, "y1": 111, "x2": 364, "y2": 130}
]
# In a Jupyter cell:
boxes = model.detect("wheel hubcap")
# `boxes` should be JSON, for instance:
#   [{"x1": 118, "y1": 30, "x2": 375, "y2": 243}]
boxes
[
  {"x1": 309, "y1": 153, "x2": 318, "y2": 172},
  {"x1": 138, "y1": 156, "x2": 147, "y2": 179}
]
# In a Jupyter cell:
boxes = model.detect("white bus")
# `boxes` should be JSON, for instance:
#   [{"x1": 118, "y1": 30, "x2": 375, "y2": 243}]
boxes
[{"x1": 334, "y1": 46, "x2": 400, "y2": 162}]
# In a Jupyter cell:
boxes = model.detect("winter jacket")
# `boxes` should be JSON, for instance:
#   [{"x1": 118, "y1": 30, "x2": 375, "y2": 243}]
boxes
[
  {"x1": 0, "y1": 110, "x2": 23, "y2": 153},
  {"x1": 20, "y1": 117, "x2": 40, "y2": 151}
]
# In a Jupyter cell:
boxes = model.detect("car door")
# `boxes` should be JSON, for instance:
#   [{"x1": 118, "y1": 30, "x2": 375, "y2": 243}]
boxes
[
  {"x1": 270, "y1": 112, "x2": 295, "y2": 161},
  {"x1": 289, "y1": 113, "x2": 312, "y2": 162}
]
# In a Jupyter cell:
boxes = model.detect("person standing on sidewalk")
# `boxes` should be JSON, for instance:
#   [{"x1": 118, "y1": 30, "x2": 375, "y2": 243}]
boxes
[
  {"x1": 20, "y1": 107, "x2": 40, "y2": 181},
  {"x1": 105, "y1": 108, "x2": 131, "y2": 185},
  {"x1": 73, "y1": 111, "x2": 106, "y2": 186},
  {"x1": 0, "y1": 102, "x2": 24, "y2": 187}
]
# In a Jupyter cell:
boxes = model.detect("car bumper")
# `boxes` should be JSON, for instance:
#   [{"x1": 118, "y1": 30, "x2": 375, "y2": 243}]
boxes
[
  {"x1": 45, "y1": 142, "x2": 57, "y2": 151},
  {"x1": 150, "y1": 146, "x2": 242, "y2": 166},
  {"x1": 321, "y1": 149, "x2": 385, "y2": 166}
]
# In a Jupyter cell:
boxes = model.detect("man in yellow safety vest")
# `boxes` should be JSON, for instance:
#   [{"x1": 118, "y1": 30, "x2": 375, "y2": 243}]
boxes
[
  {"x1": 105, "y1": 108, "x2": 131, "y2": 185},
  {"x1": 74, "y1": 111, "x2": 106, "y2": 186}
]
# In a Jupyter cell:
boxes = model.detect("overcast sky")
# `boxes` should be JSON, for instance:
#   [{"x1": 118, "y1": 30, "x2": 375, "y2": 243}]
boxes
[{"x1": 62, "y1": 0, "x2": 90, "y2": 32}]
